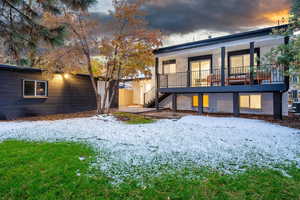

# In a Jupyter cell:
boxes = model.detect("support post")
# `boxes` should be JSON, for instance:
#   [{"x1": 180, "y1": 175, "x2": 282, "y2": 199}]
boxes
[
  {"x1": 155, "y1": 57, "x2": 160, "y2": 110},
  {"x1": 250, "y1": 42, "x2": 255, "y2": 85},
  {"x1": 198, "y1": 93, "x2": 203, "y2": 114},
  {"x1": 284, "y1": 36, "x2": 290, "y2": 88},
  {"x1": 273, "y1": 92, "x2": 283, "y2": 120},
  {"x1": 221, "y1": 47, "x2": 226, "y2": 86},
  {"x1": 233, "y1": 92, "x2": 240, "y2": 117},
  {"x1": 172, "y1": 93, "x2": 177, "y2": 112},
  {"x1": 187, "y1": 64, "x2": 191, "y2": 87}
]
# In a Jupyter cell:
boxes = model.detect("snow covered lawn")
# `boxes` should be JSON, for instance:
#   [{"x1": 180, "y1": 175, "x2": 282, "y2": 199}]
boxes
[{"x1": 0, "y1": 115, "x2": 300, "y2": 180}]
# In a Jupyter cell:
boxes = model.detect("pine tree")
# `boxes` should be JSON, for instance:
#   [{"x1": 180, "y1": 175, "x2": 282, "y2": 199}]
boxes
[{"x1": 0, "y1": 0, "x2": 97, "y2": 65}]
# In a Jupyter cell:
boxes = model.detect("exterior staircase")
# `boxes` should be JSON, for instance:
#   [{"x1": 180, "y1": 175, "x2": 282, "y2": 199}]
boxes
[{"x1": 143, "y1": 87, "x2": 170, "y2": 108}]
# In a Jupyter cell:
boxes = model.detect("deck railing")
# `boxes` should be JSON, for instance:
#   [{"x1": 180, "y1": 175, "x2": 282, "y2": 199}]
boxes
[{"x1": 158, "y1": 65, "x2": 285, "y2": 88}]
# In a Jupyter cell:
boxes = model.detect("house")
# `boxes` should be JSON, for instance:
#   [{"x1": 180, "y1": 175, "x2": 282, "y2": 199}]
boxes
[
  {"x1": 0, "y1": 64, "x2": 117, "y2": 120},
  {"x1": 151, "y1": 25, "x2": 290, "y2": 119}
]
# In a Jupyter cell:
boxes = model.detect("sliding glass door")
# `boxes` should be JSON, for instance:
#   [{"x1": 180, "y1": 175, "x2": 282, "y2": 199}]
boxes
[{"x1": 190, "y1": 57, "x2": 211, "y2": 87}]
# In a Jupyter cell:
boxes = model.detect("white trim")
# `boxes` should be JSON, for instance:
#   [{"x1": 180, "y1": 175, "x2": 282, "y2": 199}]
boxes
[
  {"x1": 23, "y1": 79, "x2": 48, "y2": 98},
  {"x1": 156, "y1": 35, "x2": 284, "y2": 58}
]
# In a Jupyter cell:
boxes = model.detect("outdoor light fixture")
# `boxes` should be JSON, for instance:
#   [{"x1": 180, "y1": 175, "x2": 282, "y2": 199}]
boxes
[
  {"x1": 53, "y1": 74, "x2": 63, "y2": 81},
  {"x1": 64, "y1": 73, "x2": 70, "y2": 79}
]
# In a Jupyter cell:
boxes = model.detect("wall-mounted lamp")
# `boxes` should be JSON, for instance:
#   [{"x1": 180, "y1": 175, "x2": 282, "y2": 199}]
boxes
[
  {"x1": 64, "y1": 73, "x2": 70, "y2": 79},
  {"x1": 53, "y1": 74, "x2": 63, "y2": 81}
]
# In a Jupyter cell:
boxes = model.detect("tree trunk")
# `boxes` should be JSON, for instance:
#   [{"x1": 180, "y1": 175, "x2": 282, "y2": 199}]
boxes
[
  {"x1": 96, "y1": 94, "x2": 102, "y2": 114},
  {"x1": 106, "y1": 80, "x2": 118, "y2": 113},
  {"x1": 100, "y1": 62, "x2": 116, "y2": 114},
  {"x1": 106, "y1": 62, "x2": 122, "y2": 113},
  {"x1": 100, "y1": 79, "x2": 111, "y2": 114},
  {"x1": 85, "y1": 52, "x2": 102, "y2": 114}
]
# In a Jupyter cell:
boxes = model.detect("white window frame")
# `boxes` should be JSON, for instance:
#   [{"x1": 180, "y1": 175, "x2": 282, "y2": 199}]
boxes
[{"x1": 23, "y1": 79, "x2": 48, "y2": 98}]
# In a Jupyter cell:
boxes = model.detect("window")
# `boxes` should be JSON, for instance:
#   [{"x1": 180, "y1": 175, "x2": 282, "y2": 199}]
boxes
[
  {"x1": 240, "y1": 95, "x2": 250, "y2": 108},
  {"x1": 193, "y1": 95, "x2": 209, "y2": 108},
  {"x1": 292, "y1": 90, "x2": 298, "y2": 99},
  {"x1": 292, "y1": 75, "x2": 299, "y2": 84},
  {"x1": 190, "y1": 56, "x2": 212, "y2": 87},
  {"x1": 228, "y1": 49, "x2": 259, "y2": 75},
  {"x1": 162, "y1": 60, "x2": 176, "y2": 74},
  {"x1": 240, "y1": 95, "x2": 261, "y2": 109},
  {"x1": 23, "y1": 80, "x2": 48, "y2": 97}
]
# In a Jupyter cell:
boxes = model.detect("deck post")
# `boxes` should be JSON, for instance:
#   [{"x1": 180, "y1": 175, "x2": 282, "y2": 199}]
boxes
[
  {"x1": 233, "y1": 92, "x2": 240, "y2": 117},
  {"x1": 198, "y1": 93, "x2": 203, "y2": 114},
  {"x1": 250, "y1": 42, "x2": 255, "y2": 85},
  {"x1": 221, "y1": 47, "x2": 226, "y2": 86},
  {"x1": 273, "y1": 92, "x2": 283, "y2": 120},
  {"x1": 155, "y1": 57, "x2": 160, "y2": 110},
  {"x1": 172, "y1": 93, "x2": 177, "y2": 112},
  {"x1": 187, "y1": 63, "x2": 191, "y2": 87},
  {"x1": 284, "y1": 36, "x2": 290, "y2": 88}
]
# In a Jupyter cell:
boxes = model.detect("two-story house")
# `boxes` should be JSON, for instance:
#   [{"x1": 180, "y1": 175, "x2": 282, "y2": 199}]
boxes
[{"x1": 152, "y1": 25, "x2": 289, "y2": 119}]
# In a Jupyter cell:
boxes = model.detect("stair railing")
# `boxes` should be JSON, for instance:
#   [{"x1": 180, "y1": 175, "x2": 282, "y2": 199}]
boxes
[{"x1": 144, "y1": 87, "x2": 156, "y2": 105}]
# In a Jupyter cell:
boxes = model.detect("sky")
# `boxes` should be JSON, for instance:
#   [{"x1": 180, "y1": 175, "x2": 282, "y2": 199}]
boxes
[{"x1": 92, "y1": 0, "x2": 292, "y2": 47}]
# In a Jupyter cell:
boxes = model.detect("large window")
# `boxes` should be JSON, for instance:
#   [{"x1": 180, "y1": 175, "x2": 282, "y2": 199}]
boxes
[
  {"x1": 228, "y1": 49, "x2": 259, "y2": 75},
  {"x1": 162, "y1": 60, "x2": 176, "y2": 74},
  {"x1": 23, "y1": 80, "x2": 48, "y2": 98},
  {"x1": 240, "y1": 94, "x2": 261, "y2": 109},
  {"x1": 192, "y1": 95, "x2": 209, "y2": 108},
  {"x1": 190, "y1": 57, "x2": 212, "y2": 87}
]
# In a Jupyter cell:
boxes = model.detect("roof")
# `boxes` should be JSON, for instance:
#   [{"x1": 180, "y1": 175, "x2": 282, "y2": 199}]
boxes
[
  {"x1": 0, "y1": 64, "x2": 43, "y2": 72},
  {"x1": 154, "y1": 24, "x2": 288, "y2": 55},
  {"x1": 0, "y1": 64, "x2": 91, "y2": 77}
]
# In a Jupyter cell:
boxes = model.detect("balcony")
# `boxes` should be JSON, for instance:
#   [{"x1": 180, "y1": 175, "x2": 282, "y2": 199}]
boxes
[{"x1": 158, "y1": 65, "x2": 287, "y2": 93}]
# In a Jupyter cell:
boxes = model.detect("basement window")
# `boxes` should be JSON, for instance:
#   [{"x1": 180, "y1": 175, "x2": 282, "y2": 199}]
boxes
[
  {"x1": 240, "y1": 94, "x2": 261, "y2": 109},
  {"x1": 23, "y1": 80, "x2": 48, "y2": 98},
  {"x1": 193, "y1": 95, "x2": 209, "y2": 108}
]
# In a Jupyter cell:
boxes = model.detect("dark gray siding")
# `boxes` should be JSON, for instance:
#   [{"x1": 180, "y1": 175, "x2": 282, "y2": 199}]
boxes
[{"x1": 0, "y1": 69, "x2": 96, "y2": 120}]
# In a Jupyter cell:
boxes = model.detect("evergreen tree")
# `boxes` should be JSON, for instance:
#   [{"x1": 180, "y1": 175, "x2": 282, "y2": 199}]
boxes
[{"x1": 0, "y1": 0, "x2": 97, "y2": 65}]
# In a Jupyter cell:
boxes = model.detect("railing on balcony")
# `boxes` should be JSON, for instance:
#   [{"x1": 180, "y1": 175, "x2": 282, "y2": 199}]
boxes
[{"x1": 159, "y1": 65, "x2": 285, "y2": 88}]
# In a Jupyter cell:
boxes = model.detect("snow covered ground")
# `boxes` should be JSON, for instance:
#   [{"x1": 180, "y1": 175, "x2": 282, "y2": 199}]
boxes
[{"x1": 0, "y1": 115, "x2": 300, "y2": 180}]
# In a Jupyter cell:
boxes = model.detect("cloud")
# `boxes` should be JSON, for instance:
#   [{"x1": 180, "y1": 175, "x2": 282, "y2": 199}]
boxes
[
  {"x1": 93, "y1": 0, "x2": 291, "y2": 35},
  {"x1": 143, "y1": 0, "x2": 291, "y2": 34}
]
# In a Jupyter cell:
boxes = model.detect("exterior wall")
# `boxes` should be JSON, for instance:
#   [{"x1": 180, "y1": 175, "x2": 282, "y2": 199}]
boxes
[
  {"x1": 282, "y1": 92, "x2": 289, "y2": 115},
  {"x1": 0, "y1": 69, "x2": 96, "y2": 120},
  {"x1": 132, "y1": 79, "x2": 152, "y2": 105},
  {"x1": 119, "y1": 89, "x2": 133, "y2": 106},
  {"x1": 177, "y1": 95, "x2": 192, "y2": 110},
  {"x1": 159, "y1": 92, "x2": 289, "y2": 116}
]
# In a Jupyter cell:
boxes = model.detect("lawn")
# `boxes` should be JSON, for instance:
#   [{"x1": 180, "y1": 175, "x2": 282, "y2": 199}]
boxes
[
  {"x1": 0, "y1": 140, "x2": 299, "y2": 200},
  {"x1": 113, "y1": 112, "x2": 156, "y2": 124},
  {"x1": 1, "y1": 115, "x2": 300, "y2": 199}
]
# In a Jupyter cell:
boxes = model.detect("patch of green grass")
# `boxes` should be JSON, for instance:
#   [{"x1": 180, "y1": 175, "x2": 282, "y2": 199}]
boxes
[
  {"x1": 113, "y1": 112, "x2": 155, "y2": 124},
  {"x1": 0, "y1": 140, "x2": 113, "y2": 200},
  {"x1": 0, "y1": 140, "x2": 300, "y2": 200}
]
